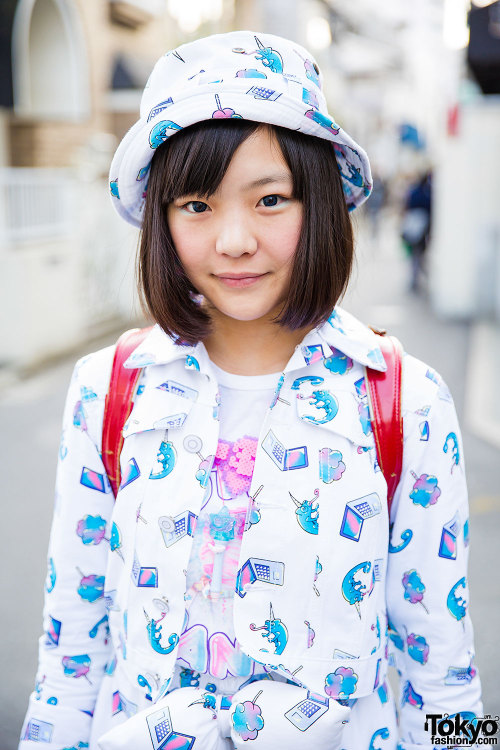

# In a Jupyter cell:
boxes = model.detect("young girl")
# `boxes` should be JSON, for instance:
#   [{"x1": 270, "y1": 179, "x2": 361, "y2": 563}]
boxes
[{"x1": 20, "y1": 31, "x2": 482, "y2": 750}]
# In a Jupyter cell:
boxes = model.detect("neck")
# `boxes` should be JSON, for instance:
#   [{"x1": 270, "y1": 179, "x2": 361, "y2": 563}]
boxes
[{"x1": 203, "y1": 312, "x2": 314, "y2": 375}]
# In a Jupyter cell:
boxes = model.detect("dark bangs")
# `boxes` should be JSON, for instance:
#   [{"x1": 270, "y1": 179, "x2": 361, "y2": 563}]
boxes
[{"x1": 138, "y1": 118, "x2": 354, "y2": 345}]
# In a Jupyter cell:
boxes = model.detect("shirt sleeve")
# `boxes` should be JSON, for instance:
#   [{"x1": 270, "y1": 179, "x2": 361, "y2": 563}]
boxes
[
  {"x1": 19, "y1": 350, "x2": 115, "y2": 750},
  {"x1": 385, "y1": 355, "x2": 483, "y2": 750}
]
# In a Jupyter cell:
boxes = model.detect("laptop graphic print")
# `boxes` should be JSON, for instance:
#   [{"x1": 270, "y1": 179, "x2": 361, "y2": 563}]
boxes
[
  {"x1": 284, "y1": 690, "x2": 329, "y2": 731},
  {"x1": 146, "y1": 706, "x2": 195, "y2": 750}
]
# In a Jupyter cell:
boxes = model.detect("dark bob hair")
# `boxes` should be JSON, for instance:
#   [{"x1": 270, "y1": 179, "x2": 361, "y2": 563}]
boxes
[{"x1": 138, "y1": 118, "x2": 354, "y2": 345}]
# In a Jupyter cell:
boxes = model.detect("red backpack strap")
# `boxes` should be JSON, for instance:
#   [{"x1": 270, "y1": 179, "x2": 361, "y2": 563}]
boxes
[
  {"x1": 365, "y1": 332, "x2": 404, "y2": 516},
  {"x1": 102, "y1": 327, "x2": 152, "y2": 498}
]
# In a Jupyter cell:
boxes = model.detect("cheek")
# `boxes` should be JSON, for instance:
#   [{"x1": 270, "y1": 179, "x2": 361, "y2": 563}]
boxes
[
  {"x1": 168, "y1": 217, "x2": 204, "y2": 274},
  {"x1": 269, "y1": 213, "x2": 302, "y2": 268},
  {"x1": 175, "y1": 242, "x2": 203, "y2": 275}
]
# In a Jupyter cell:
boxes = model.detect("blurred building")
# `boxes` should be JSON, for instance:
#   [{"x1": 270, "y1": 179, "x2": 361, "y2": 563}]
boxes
[
  {"x1": 430, "y1": 1, "x2": 500, "y2": 322},
  {"x1": 0, "y1": 0, "x2": 233, "y2": 372},
  {"x1": 0, "y1": 0, "x2": 499, "y2": 375}
]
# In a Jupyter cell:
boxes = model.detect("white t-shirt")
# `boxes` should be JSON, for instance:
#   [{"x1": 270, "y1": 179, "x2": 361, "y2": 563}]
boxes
[{"x1": 171, "y1": 362, "x2": 282, "y2": 694}]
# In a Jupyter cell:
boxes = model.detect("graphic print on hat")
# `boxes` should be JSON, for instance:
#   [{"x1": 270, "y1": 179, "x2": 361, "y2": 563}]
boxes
[{"x1": 108, "y1": 30, "x2": 372, "y2": 227}]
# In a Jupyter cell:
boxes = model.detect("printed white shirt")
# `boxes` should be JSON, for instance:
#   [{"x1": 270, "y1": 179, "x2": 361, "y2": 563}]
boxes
[{"x1": 19, "y1": 307, "x2": 482, "y2": 750}]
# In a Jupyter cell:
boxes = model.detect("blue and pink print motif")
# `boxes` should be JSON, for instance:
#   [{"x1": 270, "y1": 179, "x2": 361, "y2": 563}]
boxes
[
  {"x1": 213, "y1": 437, "x2": 258, "y2": 498},
  {"x1": 27, "y1": 308, "x2": 481, "y2": 745},
  {"x1": 177, "y1": 435, "x2": 260, "y2": 683}
]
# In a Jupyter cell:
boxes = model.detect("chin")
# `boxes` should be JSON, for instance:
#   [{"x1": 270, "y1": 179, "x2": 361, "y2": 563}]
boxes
[
  {"x1": 205, "y1": 293, "x2": 285, "y2": 323},
  {"x1": 225, "y1": 311, "x2": 269, "y2": 323},
  {"x1": 223, "y1": 301, "x2": 282, "y2": 322}
]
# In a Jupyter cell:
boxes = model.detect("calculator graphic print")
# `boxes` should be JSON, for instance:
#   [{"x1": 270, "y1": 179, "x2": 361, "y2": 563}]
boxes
[
  {"x1": 158, "y1": 511, "x2": 197, "y2": 548},
  {"x1": 340, "y1": 492, "x2": 381, "y2": 542},
  {"x1": 147, "y1": 708, "x2": 171, "y2": 749},
  {"x1": 255, "y1": 561, "x2": 271, "y2": 580},
  {"x1": 146, "y1": 706, "x2": 195, "y2": 750},
  {"x1": 350, "y1": 494, "x2": 381, "y2": 518},
  {"x1": 22, "y1": 720, "x2": 53, "y2": 743},
  {"x1": 246, "y1": 85, "x2": 282, "y2": 101},
  {"x1": 284, "y1": 690, "x2": 329, "y2": 731},
  {"x1": 235, "y1": 557, "x2": 285, "y2": 597},
  {"x1": 262, "y1": 430, "x2": 308, "y2": 471}
]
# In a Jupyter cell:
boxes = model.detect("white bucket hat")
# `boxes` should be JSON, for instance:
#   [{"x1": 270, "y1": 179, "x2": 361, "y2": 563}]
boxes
[{"x1": 109, "y1": 30, "x2": 372, "y2": 227}]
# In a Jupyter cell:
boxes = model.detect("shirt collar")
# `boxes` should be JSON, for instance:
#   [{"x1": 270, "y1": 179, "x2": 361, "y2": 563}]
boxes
[
  {"x1": 315, "y1": 308, "x2": 387, "y2": 371},
  {"x1": 122, "y1": 324, "x2": 203, "y2": 370},
  {"x1": 122, "y1": 306, "x2": 387, "y2": 373}
]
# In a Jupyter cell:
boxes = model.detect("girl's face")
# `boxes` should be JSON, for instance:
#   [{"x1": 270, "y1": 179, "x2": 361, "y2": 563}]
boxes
[{"x1": 167, "y1": 127, "x2": 303, "y2": 326}]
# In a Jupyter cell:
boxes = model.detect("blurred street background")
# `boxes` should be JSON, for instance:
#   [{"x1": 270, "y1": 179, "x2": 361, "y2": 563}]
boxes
[{"x1": 0, "y1": 0, "x2": 499, "y2": 747}]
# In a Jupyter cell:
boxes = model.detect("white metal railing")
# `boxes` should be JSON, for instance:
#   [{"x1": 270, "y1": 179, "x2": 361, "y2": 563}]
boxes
[{"x1": 0, "y1": 167, "x2": 74, "y2": 244}]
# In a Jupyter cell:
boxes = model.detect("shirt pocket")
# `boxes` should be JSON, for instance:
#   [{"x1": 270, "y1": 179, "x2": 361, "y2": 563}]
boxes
[{"x1": 122, "y1": 385, "x2": 198, "y2": 438}]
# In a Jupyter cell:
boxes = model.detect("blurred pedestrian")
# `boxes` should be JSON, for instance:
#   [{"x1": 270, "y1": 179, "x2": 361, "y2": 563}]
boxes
[
  {"x1": 400, "y1": 170, "x2": 432, "y2": 293},
  {"x1": 20, "y1": 31, "x2": 481, "y2": 750}
]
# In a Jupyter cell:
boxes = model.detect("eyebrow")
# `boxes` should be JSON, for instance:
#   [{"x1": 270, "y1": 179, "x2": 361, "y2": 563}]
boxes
[{"x1": 242, "y1": 172, "x2": 292, "y2": 191}]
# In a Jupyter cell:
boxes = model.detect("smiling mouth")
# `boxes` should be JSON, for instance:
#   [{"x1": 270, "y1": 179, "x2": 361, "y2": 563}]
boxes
[{"x1": 215, "y1": 273, "x2": 268, "y2": 288}]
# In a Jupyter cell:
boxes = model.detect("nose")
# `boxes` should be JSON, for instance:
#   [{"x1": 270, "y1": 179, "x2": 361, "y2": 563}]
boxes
[{"x1": 214, "y1": 212, "x2": 258, "y2": 257}]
